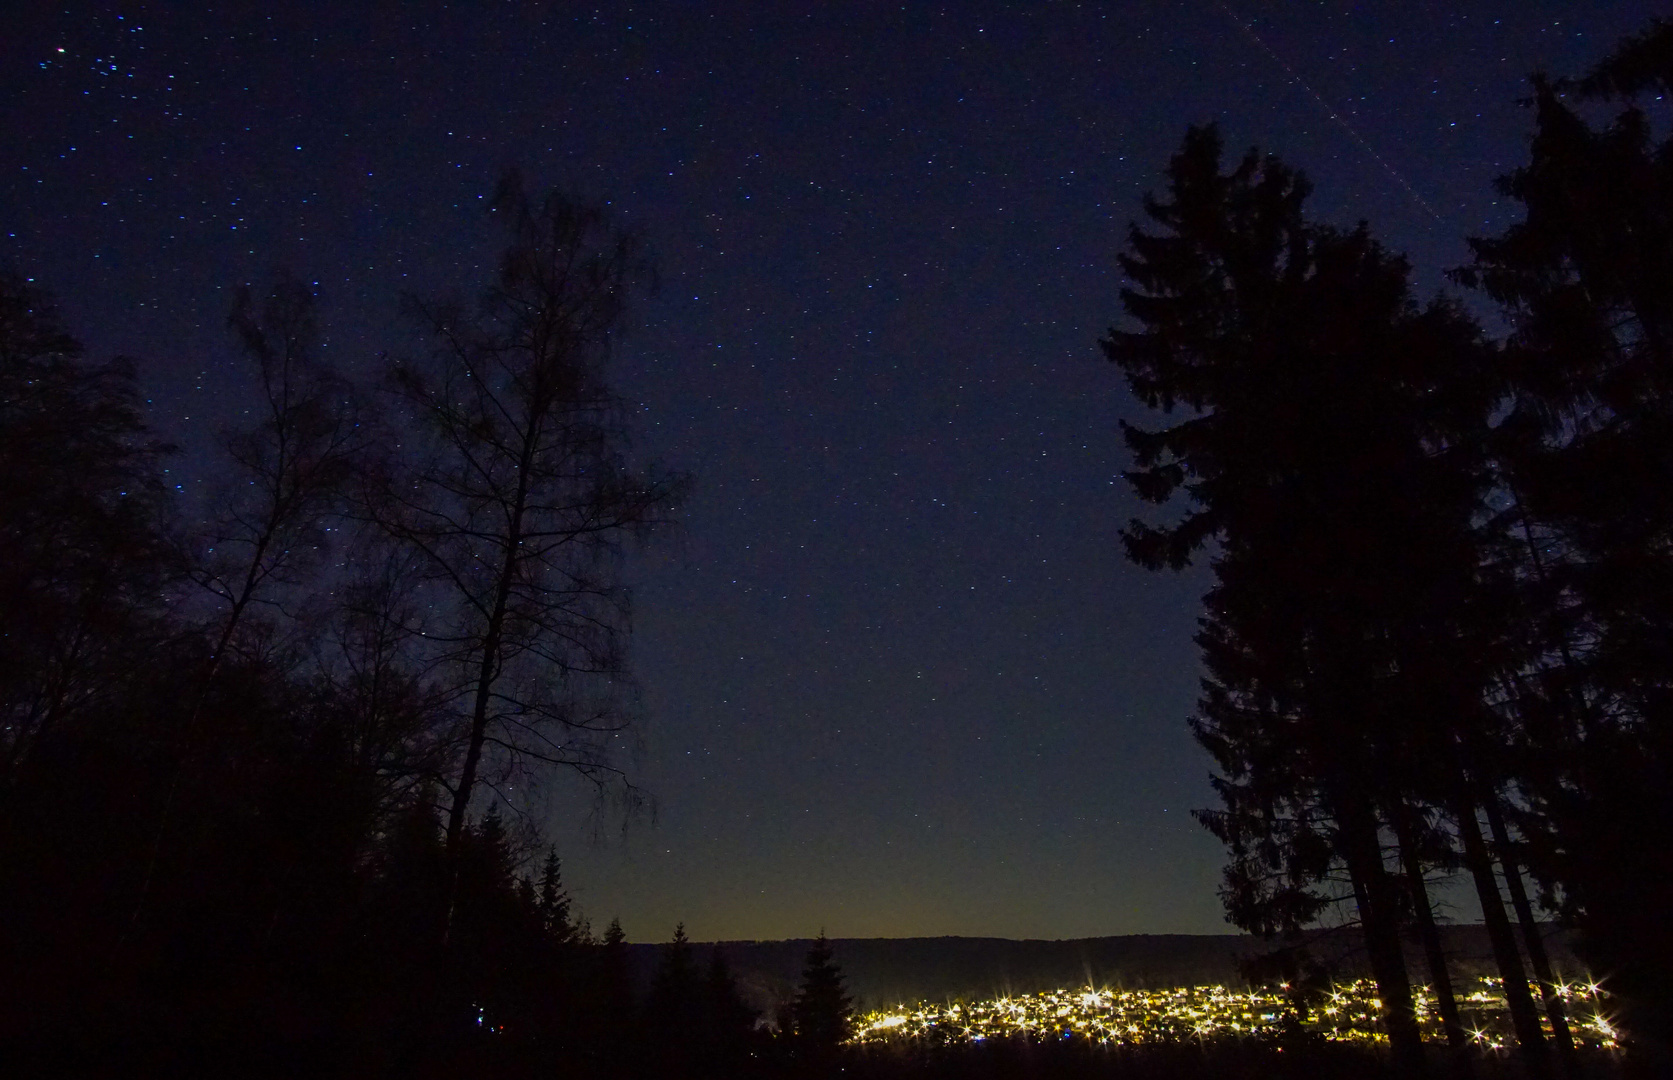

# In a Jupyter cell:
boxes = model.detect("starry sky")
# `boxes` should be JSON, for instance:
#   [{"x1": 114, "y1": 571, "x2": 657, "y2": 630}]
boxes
[{"x1": 2, "y1": 2, "x2": 1655, "y2": 943}]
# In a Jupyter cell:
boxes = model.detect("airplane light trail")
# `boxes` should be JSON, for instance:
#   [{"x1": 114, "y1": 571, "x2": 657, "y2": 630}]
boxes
[{"x1": 1218, "y1": 2, "x2": 1445, "y2": 224}]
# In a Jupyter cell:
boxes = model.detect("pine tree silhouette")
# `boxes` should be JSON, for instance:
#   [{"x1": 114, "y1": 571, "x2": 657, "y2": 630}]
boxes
[
  {"x1": 1103, "y1": 123, "x2": 1514, "y2": 1077},
  {"x1": 1456, "y1": 18, "x2": 1673, "y2": 1061},
  {"x1": 792, "y1": 932, "x2": 852, "y2": 1056},
  {"x1": 536, "y1": 847, "x2": 572, "y2": 942}
]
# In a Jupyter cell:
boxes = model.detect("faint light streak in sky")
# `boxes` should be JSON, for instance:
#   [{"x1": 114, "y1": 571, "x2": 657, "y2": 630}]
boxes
[{"x1": 1218, "y1": 2, "x2": 1445, "y2": 224}]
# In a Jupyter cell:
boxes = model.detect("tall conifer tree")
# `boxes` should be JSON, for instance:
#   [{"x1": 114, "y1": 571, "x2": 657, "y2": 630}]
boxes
[
  {"x1": 792, "y1": 932, "x2": 853, "y2": 1059},
  {"x1": 1104, "y1": 125, "x2": 1509, "y2": 1076},
  {"x1": 1458, "y1": 20, "x2": 1673, "y2": 1060}
]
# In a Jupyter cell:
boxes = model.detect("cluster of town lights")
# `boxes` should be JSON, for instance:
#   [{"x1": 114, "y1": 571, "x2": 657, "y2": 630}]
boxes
[{"x1": 854, "y1": 978, "x2": 1615, "y2": 1049}]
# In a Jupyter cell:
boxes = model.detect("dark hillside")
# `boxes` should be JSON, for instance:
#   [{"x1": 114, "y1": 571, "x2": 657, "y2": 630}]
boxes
[{"x1": 629, "y1": 928, "x2": 1588, "y2": 1013}]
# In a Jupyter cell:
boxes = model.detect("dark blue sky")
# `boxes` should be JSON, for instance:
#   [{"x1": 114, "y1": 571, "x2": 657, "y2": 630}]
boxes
[{"x1": 3, "y1": 1, "x2": 1653, "y2": 941}]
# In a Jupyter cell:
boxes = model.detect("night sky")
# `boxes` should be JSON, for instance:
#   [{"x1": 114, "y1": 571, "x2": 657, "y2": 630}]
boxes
[{"x1": 3, "y1": 2, "x2": 1654, "y2": 943}]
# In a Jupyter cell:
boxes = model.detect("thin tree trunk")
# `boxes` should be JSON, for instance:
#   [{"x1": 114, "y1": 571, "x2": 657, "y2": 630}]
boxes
[
  {"x1": 1482, "y1": 793, "x2": 1579, "y2": 1076},
  {"x1": 1455, "y1": 789, "x2": 1550, "y2": 1078},
  {"x1": 438, "y1": 411, "x2": 542, "y2": 945},
  {"x1": 1392, "y1": 802, "x2": 1473, "y2": 1080},
  {"x1": 443, "y1": 411, "x2": 541, "y2": 855},
  {"x1": 437, "y1": 492, "x2": 522, "y2": 948},
  {"x1": 1341, "y1": 797, "x2": 1427, "y2": 1078},
  {"x1": 445, "y1": 604, "x2": 506, "y2": 854}
]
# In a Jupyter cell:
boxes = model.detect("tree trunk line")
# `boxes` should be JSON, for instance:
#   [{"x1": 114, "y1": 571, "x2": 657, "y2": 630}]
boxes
[
  {"x1": 1453, "y1": 782, "x2": 1552, "y2": 1080},
  {"x1": 1392, "y1": 801, "x2": 1474, "y2": 1080},
  {"x1": 1335, "y1": 787, "x2": 1427, "y2": 1077}
]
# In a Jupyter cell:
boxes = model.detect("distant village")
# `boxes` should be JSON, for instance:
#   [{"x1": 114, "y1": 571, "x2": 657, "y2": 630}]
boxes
[{"x1": 855, "y1": 978, "x2": 1616, "y2": 1051}]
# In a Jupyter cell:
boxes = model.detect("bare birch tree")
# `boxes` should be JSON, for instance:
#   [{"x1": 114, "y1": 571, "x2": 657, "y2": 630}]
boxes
[
  {"x1": 192, "y1": 274, "x2": 369, "y2": 671},
  {"x1": 371, "y1": 176, "x2": 682, "y2": 854}
]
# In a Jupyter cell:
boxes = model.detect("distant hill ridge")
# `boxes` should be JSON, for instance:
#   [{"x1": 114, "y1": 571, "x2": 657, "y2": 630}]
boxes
[{"x1": 624, "y1": 928, "x2": 1584, "y2": 1012}]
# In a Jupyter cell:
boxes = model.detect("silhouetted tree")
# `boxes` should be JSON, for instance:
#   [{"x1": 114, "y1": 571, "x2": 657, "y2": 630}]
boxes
[
  {"x1": 703, "y1": 948, "x2": 760, "y2": 1056},
  {"x1": 0, "y1": 276, "x2": 187, "y2": 1063},
  {"x1": 591, "y1": 916, "x2": 637, "y2": 1061},
  {"x1": 367, "y1": 175, "x2": 685, "y2": 864},
  {"x1": 0, "y1": 274, "x2": 176, "y2": 785},
  {"x1": 1103, "y1": 124, "x2": 1519, "y2": 1076},
  {"x1": 642, "y1": 923, "x2": 705, "y2": 1075},
  {"x1": 126, "y1": 271, "x2": 373, "y2": 938},
  {"x1": 793, "y1": 932, "x2": 853, "y2": 1062},
  {"x1": 307, "y1": 545, "x2": 451, "y2": 817},
  {"x1": 1456, "y1": 18, "x2": 1673, "y2": 1062},
  {"x1": 537, "y1": 847, "x2": 573, "y2": 942},
  {"x1": 0, "y1": 209, "x2": 684, "y2": 1076},
  {"x1": 191, "y1": 273, "x2": 367, "y2": 672}
]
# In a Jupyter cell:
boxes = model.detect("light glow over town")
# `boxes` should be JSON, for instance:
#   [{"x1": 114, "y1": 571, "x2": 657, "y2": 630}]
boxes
[{"x1": 854, "y1": 978, "x2": 1617, "y2": 1050}]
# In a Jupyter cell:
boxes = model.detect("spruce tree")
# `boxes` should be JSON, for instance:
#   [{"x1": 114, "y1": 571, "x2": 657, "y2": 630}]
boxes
[
  {"x1": 536, "y1": 847, "x2": 572, "y2": 942},
  {"x1": 792, "y1": 932, "x2": 852, "y2": 1056},
  {"x1": 704, "y1": 948, "x2": 757, "y2": 1039},
  {"x1": 1457, "y1": 19, "x2": 1673, "y2": 1060},
  {"x1": 1104, "y1": 124, "x2": 1510, "y2": 1076},
  {"x1": 0, "y1": 274, "x2": 176, "y2": 784},
  {"x1": 644, "y1": 923, "x2": 703, "y2": 1074},
  {"x1": 599, "y1": 916, "x2": 634, "y2": 1018}
]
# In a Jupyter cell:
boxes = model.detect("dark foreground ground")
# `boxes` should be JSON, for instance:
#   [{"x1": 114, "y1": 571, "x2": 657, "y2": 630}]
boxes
[
  {"x1": 6, "y1": 1033, "x2": 1633, "y2": 1080},
  {"x1": 846, "y1": 1039, "x2": 1628, "y2": 1080}
]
